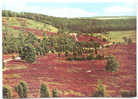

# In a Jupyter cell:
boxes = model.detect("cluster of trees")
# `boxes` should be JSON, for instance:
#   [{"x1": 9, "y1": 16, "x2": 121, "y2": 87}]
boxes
[
  {"x1": 4, "y1": 27, "x2": 120, "y2": 71},
  {"x1": 4, "y1": 80, "x2": 135, "y2": 98},
  {"x1": 67, "y1": 53, "x2": 104, "y2": 61},
  {"x1": 66, "y1": 39, "x2": 106, "y2": 61},
  {"x1": 2, "y1": 10, "x2": 24, "y2": 18},
  {"x1": 3, "y1": 81, "x2": 58, "y2": 98},
  {"x1": 3, "y1": 24, "x2": 104, "y2": 62},
  {"x1": 3, "y1": 25, "x2": 120, "y2": 67},
  {"x1": 2, "y1": 10, "x2": 136, "y2": 33},
  {"x1": 3, "y1": 26, "x2": 78, "y2": 62},
  {"x1": 3, "y1": 26, "x2": 39, "y2": 62}
]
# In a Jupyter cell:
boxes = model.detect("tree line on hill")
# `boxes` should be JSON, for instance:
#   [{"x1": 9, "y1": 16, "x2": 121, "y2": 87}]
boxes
[{"x1": 2, "y1": 10, "x2": 136, "y2": 33}]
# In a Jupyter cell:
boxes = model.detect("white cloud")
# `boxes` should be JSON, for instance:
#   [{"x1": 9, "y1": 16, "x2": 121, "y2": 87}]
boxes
[
  {"x1": 3, "y1": 0, "x2": 136, "y2": 4},
  {"x1": 2, "y1": 0, "x2": 27, "y2": 11},
  {"x1": 15, "y1": 7, "x2": 97, "y2": 17},
  {"x1": 2, "y1": 0, "x2": 136, "y2": 17},
  {"x1": 43, "y1": 8, "x2": 97, "y2": 17},
  {"x1": 26, "y1": 0, "x2": 136, "y2": 3},
  {"x1": 2, "y1": 0, "x2": 98, "y2": 17},
  {"x1": 103, "y1": 6, "x2": 136, "y2": 16}
]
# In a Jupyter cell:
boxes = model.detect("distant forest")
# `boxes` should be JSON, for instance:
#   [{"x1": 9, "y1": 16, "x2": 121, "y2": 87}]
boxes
[{"x1": 2, "y1": 10, "x2": 136, "y2": 33}]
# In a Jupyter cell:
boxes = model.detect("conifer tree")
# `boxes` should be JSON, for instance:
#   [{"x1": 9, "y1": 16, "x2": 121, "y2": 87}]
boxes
[
  {"x1": 3, "y1": 86, "x2": 12, "y2": 99},
  {"x1": 40, "y1": 83, "x2": 50, "y2": 98},
  {"x1": 52, "y1": 88, "x2": 58, "y2": 97},
  {"x1": 93, "y1": 80, "x2": 106, "y2": 97},
  {"x1": 105, "y1": 55, "x2": 120, "y2": 72},
  {"x1": 15, "y1": 81, "x2": 27, "y2": 98}
]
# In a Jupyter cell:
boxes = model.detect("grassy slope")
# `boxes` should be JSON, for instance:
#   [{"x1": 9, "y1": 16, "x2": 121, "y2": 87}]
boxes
[
  {"x1": 2, "y1": 17, "x2": 58, "y2": 35},
  {"x1": 93, "y1": 30, "x2": 136, "y2": 43},
  {"x1": 107, "y1": 31, "x2": 136, "y2": 43}
]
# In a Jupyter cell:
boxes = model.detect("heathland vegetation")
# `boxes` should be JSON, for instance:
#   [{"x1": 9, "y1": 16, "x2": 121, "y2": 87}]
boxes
[{"x1": 2, "y1": 10, "x2": 136, "y2": 97}]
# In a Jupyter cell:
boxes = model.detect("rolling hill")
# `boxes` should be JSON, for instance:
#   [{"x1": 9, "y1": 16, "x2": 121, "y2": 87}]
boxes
[{"x1": 2, "y1": 17, "x2": 58, "y2": 38}]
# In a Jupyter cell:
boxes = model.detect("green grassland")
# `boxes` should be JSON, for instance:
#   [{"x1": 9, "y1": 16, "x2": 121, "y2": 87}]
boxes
[
  {"x1": 93, "y1": 30, "x2": 136, "y2": 43},
  {"x1": 3, "y1": 17, "x2": 58, "y2": 33},
  {"x1": 107, "y1": 31, "x2": 136, "y2": 43}
]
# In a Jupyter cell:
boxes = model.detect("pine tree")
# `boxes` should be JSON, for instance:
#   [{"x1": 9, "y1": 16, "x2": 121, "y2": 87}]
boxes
[
  {"x1": 93, "y1": 80, "x2": 106, "y2": 97},
  {"x1": 52, "y1": 88, "x2": 58, "y2": 97},
  {"x1": 40, "y1": 83, "x2": 50, "y2": 97},
  {"x1": 15, "y1": 81, "x2": 28, "y2": 98},
  {"x1": 3, "y1": 86, "x2": 12, "y2": 98},
  {"x1": 105, "y1": 55, "x2": 120, "y2": 72}
]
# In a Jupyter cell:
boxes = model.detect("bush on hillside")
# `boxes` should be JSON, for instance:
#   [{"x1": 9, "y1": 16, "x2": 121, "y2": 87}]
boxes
[
  {"x1": 93, "y1": 80, "x2": 106, "y2": 97},
  {"x1": 3, "y1": 86, "x2": 12, "y2": 98},
  {"x1": 40, "y1": 83, "x2": 50, "y2": 98},
  {"x1": 105, "y1": 55, "x2": 120, "y2": 72},
  {"x1": 52, "y1": 88, "x2": 58, "y2": 97},
  {"x1": 95, "y1": 54, "x2": 104, "y2": 60},
  {"x1": 15, "y1": 81, "x2": 28, "y2": 98}
]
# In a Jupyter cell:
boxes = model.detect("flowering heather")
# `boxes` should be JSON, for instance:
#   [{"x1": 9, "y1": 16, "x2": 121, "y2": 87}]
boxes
[{"x1": 3, "y1": 43, "x2": 136, "y2": 97}]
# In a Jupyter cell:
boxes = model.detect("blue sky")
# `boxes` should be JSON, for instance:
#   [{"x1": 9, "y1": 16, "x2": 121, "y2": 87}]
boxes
[{"x1": 2, "y1": 0, "x2": 137, "y2": 17}]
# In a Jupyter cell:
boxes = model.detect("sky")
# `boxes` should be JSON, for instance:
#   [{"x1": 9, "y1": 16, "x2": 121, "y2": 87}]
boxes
[{"x1": 2, "y1": 0, "x2": 137, "y2": 18}]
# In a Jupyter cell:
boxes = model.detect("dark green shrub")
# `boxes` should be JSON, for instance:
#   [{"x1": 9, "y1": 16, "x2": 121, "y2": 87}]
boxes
[
  {"x1": 93, "y1": 80, "x2": 106, "y2": 97},
  {"x1": 15, "y1": 81, "x2": 28, "y2": 98},
  {"x1": 19, "y1": 44, "x2": 36, "y2": 63},
  {"x1": 86, "y1": 54, "x2": 94, "y2": 60},
  {"x1": 123, "y1": 36, "x2": 127, "y2": 42},
  {"x1": 40, "y1": 83, "x2": 50, "y2": 97},
  {"x1": 95, "y1": 54, "x2": 104, "y2": 60},
  {"x1": 3, "y1": 86, "x2": 12, "y2": 98},
  {"x1": 58, "y1": 53, "x2": 61, "y2": 57},
  {"x1": 105, "y1": 55, "x2": 120, "y2": 72},
  {"x1": 51, "y1": 50, "x2": 55, "y2": 53},
  {"x1": 65, "y1": 51, "x2": 69, "y2": 56},
  {"x1": 76, "y1": 57, "x2": 85, "y2": 61},
  {"x1": 105, "y1": 45, "x2": 110, "y2": 48},
  {"x1": 52, "y1": 88, "x2": 58, "y2": 97},
  {"x1": 128, "y1": 38, "x2": 132, "y2": 44},
  {"x1": 112, "y1": 42, "x2": 115, "y2": 44},
  {"x1": 66, "y1": 57, "x2": 73, "y2": 61},
  {"x1": 12, "y1": 55, "x2": 15, "y2": 59},
  {"x1": 103, "y1": 38, "x2": 107, "y2": 42},
  {"x1": 67, "y1": 56, "x2": 85, "y2": 61}
]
